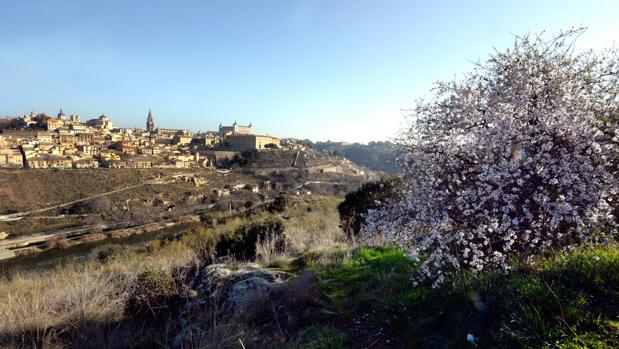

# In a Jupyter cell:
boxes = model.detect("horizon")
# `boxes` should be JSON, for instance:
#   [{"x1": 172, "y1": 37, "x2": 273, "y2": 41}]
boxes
[{"x1": 1, "y1": 0, "x2": 618, "y2": 142}]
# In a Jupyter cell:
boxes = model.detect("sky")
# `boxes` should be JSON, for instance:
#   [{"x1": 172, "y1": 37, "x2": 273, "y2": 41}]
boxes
[{"x1": 1, "y1": 1, "x2": 618, "y2": 142}]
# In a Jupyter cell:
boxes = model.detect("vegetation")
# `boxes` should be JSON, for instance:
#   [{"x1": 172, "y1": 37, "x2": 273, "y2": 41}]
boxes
[
  {"x1": 363, "y1": 29, "x2": 619, "y2": 286},
  {"x1": 188, "y1": 218, "x2": 288, "y2": 264},
  {"x1": 314, "y1": 141, "x2": 399, "y2": 173},
  {"x1": 124, "y1": 268, "x2": 180, "y2": 320},
  {"x1": 303, "y1": 244, "x2": 619, "y2": 348},
  {"x1": 337, "y1": 177, "x2": 401, "y2": 239},
  {"x1": 1, "y1": 30, "x2": 617, "y2": 349},
  {"x1": 269, "y1": 193, "x2": 288, "y2": 213}
]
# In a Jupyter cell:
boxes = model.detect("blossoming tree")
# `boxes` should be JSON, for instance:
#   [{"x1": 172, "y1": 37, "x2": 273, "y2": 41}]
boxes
[{"x1": 363, "y1": 29, "x2": 619, "y2": 286}]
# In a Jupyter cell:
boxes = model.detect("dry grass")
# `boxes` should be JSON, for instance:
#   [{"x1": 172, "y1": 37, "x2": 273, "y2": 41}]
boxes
[
  {"x1": 283, "y1": 196, "x2": 347, "y2": 252},
  {"x1": 0, "y1": 239, "x2": 196, "y2": 348},
  {"x1": 0, "y1": 195, "x2": 346, "y2": 348}
]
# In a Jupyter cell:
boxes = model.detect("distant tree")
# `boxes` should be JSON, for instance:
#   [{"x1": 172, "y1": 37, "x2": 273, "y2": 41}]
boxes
[
  {"x1": 269, "y1": 194, "x2": 288, "y2": 213},
  {"x1": 0, "y1": 118, "x2": 25, "y2": 130},
  {"x1": 31, "y1": 114, "x2": 51, "y2": 130}
]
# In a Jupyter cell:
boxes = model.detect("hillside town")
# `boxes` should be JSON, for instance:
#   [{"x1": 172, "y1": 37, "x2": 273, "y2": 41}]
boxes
[{"x1": 0, "y1": 110, "x2": 284, "y2": 169}]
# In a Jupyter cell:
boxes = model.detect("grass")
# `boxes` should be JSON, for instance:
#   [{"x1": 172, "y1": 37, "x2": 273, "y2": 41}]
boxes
[
  {"x1": 0, "y1": 196, "x2": 344, "y2": 348},
  {"x1": 302, "y1": 244, "x2": 619, "y2": 348},
  {"x1": 280, "y1": 325, "x2": 347, "y2": 349},
  {"x1": 2, "y1": 189, "x2": 618, "y2": 348}
]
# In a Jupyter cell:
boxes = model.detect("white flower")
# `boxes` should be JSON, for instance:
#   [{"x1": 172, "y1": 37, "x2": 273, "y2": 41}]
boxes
[{"x1": 361, "y1": 29, "x2": 618, "y2": 287}]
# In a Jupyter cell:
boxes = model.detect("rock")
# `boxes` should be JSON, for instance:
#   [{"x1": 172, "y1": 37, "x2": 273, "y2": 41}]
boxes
[
  {"x1": 227, "y1": 276, "x2": 285, "y2": 314},
  {"x1": 0, "y1": 232, "x2": 8, "y2": 240},
  {"x1": 174, "y1": 263, "x2": 291, "y2": 348}
]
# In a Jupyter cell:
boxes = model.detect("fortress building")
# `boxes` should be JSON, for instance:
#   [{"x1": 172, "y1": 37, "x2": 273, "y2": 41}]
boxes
[{"x1": 219, "y1": 121, "x2": 253, "y2": 136}]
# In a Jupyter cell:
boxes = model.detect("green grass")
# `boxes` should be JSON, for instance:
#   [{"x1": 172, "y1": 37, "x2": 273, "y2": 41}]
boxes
[
  {"x1": 280, "y1": 325, "x2": 346, "y2": 349},
  {"x1": 305, "y1": 245, "x2": 619, "y2": 348}
]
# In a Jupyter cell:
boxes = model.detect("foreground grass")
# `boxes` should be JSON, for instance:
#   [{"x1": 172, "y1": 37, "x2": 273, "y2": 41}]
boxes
[
  {"x1": 0, "y1": 196, "x2": 345, "y2": 348},
  {"x1": 2, "y1": 194, "x2": 617, "y2": 348},
  {"x1": 301, "y1": 245, "x2": 619, "y2": 348}
]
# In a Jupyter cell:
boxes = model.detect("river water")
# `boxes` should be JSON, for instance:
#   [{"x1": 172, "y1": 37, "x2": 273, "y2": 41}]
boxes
[{"x1": 0, "y1": 222, "x2": 197, "y2": 275}]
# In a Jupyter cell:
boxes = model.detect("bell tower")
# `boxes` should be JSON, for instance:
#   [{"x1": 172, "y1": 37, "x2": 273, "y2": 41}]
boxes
[{"x1": 146, "y1": 109, "x2": 154, "y2": 133}]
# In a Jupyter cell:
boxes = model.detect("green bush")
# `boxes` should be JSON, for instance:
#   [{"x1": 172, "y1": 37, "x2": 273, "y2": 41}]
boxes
[
  {"x1": 269, "y1": 194, "x2": 288, "y2": 213},
  {"x1": 124, "y1": 269, "x2": 178, "y2": 320}
]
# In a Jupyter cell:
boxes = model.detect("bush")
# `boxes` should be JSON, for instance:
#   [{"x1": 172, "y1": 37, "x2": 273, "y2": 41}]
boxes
[
  {"x1": 65, "y1": 196, "x2": 112, "y2": 215},
  {"x1": 187, "y1": 219, "x2": 288, "y2": 264},
  {"x1": 364, "y1": 29, "x2": 619, "y2": 286},
  {"x1": 186, "y1": 227, "x2": 219, "y2": 265},
  {"x1": 269, "y1": 194, "x2": 288, "y2": 213},
  {"x1": 217, "y1": 219, "x2": 287, "y2": 260},
  {"x1": 338, "y1": 177, "x2": 401, "y2": 240},
  {"x1": 97, "y1": 244, "x2": 131, "y2": 263},
  {"x1": 124, "y1": 269, "x2": 178, "y2": 320}
]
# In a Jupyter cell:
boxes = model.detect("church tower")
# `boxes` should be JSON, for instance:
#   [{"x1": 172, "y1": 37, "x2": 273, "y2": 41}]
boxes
[{"x1": 146, "y1": 109, "x2": 154, "y2": 133}]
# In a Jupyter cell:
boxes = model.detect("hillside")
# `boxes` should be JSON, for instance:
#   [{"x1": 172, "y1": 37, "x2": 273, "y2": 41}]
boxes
[
  {"x1": 1, "y1": 195, "x2": 617, "y2": 348},
  {"x1": 314, "y1": 141, "x2": 399, "y2": 174}
]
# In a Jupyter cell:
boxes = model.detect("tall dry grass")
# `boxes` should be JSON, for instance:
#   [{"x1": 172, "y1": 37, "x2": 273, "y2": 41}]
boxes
[
  {"x1": 0, "y1": 195, "x2": 346, "y2": 348},
  {"x1": 0, "y1": 239, "x2": 197, "y2": 348}
]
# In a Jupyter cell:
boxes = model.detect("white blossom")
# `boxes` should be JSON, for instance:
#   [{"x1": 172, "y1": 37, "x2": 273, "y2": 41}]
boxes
[{"x1": 363, "y1": 29, "x2": 619, "y2": 286}]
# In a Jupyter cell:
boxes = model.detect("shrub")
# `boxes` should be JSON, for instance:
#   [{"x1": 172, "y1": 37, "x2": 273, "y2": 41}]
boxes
[
  {"x1": 364, "y1": 29, "x2": 619, "y2": 286},
  {"x1": 217, "y1": 218, "x2": 287, "y2": 260},
  {"x1": 97, "y1": 244, "x2": 132, "y2": 263},
  {"x1": 269, "y1": 194, "x2": 288, "y2": 213},
  {"x1": 124, "y1": 269, "x2": 178, "y2": 320},
  {"x1": 186, "y1": 227, "x2": 219, "y2": 265},
  {"x1": 338, "y1": 177, "x2": 402, "y2": 240}
]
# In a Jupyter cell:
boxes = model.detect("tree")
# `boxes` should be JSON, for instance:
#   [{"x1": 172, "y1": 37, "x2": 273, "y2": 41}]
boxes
[
  {"x1": 363, "y1": 29, "x2": 619, "y2": 287},
  {"x1": 338, "y1": 177, "x2": 402, "y2": 240}
]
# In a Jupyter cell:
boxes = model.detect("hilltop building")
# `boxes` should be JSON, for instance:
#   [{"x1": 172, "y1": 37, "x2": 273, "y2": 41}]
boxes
[
  {"x1": 219, "y1": 121, "x2": 253, "y2": 136},
  {"x1": 85, "y1": 114, "x2": 113, "y2": 130},
  {"x1": 57, "y1": 109, "x2": 67, "y2": 120},
  {"x1": 225, "y1": 134, "x2": 280, "y2": 150}
]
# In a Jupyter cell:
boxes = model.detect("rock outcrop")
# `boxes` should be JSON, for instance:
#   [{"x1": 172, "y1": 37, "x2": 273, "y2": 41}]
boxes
[{"x1": 174, "y1": 263, "x2": 291, "y2": 347}]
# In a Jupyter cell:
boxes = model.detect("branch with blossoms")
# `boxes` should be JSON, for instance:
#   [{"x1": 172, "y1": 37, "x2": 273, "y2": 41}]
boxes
[{"x1": 362, "y1": 28, "x2": 619, "y2": 287}]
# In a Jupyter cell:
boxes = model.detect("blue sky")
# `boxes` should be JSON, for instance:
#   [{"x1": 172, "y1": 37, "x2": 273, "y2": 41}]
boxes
[{"x1": 1, "y1": 1, "x2": 617, "y2": 142}]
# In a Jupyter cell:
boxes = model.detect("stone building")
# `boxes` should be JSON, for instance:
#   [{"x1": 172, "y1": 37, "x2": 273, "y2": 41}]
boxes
[
  {"x1": 85, "y1": 115, "x2": 113, "y2": 130},
  {"x1": 219, "y1": 121, "x2": 253, "y2": 137},
  {"x1": 0, "y1": 147, "x2": 23, "y2": 168},
  {"x1": 224, "y1": 134, "x2": 280, "y2": 150},
  {"x1": 26, "y1": 155, "x2": 73, "y2": 169}
]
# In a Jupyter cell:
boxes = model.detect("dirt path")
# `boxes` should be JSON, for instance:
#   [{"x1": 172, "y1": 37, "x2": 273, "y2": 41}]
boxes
[{"x1": 0, "y1": 183, "x2": 152, "y2": 222}]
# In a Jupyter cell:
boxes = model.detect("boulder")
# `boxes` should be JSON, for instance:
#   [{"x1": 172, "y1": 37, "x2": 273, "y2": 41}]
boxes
[
  {"x1": 0, "y1": 232, "x2": 8, "y2": 240},
  {"x1": 174, "y1": 263, "x2": 291, "y2": 348}
]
